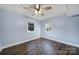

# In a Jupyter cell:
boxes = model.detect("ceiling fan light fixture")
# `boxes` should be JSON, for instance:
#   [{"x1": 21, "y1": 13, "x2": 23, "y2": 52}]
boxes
[
  {"x1": 35, "y1": 4, "x2": 40, "y2": 9},
  {"x1": 34, "y1": 4, "x2": 44, "y2": 16},
  {"x1": 35, "y1": 10, "x2": 39, "y2": 15},
  {"x1": 34, "y1": 9, "x2": 43, "y2": 15},
  {"x1": 39, "y1": 9, "x2": 43, "y2": 14},
  {"x1": 23, "y1": 4, "x2": 52, "y2": 16}
]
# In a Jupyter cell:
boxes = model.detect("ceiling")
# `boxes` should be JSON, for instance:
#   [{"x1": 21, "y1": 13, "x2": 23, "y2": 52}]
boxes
[{"x1": 0, "y1": 4, "x2": 79, "y2": 20}]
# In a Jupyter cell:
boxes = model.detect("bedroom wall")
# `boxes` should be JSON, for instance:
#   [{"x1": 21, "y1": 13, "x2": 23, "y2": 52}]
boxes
[
  {"x1": 0, "y1": 7, "x2": 79, "y2": 49},
  {"x1": 0, "y1": 9, "x2": 3, "y2": 50},
  {"x1": 0, "y1": 15, "x2": 1, "y2": 50},
  {"x1": 41, "y1": 16, "x2": 79, "y2": 46},
  {"x1": 0, "y1": 30, "x2": 1, "y2": 51},
  {"x1": 0, "y1": 9, "x2": 40, "y2": 48}
]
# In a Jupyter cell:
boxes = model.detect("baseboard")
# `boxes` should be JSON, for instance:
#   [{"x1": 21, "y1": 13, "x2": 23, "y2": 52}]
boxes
[
  {"x1": 1, "y1": 36, "x2": 40, "y2": 50},
  {"x1": 42, "y1": 36, "x2": 79, "y2": 48},
  {"x1": 1, "y1": 36, "x2": 79, "y2": 51}
]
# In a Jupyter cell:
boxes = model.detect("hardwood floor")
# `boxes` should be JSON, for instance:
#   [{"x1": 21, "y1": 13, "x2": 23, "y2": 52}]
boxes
[{"x1": 0, "y1": 37, "x2": 79, "y2": 55}]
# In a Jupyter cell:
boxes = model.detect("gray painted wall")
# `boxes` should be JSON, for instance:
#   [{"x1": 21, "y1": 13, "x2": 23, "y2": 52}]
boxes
[
  {"x1": 0, "y1": 9, "x2": 40, "y2": 47},
  {"x1": 0, "y1": 8, "x2": 79, "y2": 48},
  {"x1": 0, "y1": 9, "x2": 3, "y2": 49},
  {"x1": 0, "y1": 16, "x2": 1, "y2": 49},
  {"x1": 41, "y1": 16, "x2": 79, "y2": 45}
]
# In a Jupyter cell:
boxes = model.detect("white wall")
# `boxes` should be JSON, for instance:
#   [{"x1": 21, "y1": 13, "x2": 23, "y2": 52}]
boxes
[
  {"x1": 67, "y1": 4, "x2": 79, "y2": 16},
  {"x1": 0, "y1": 9, "x2": 3, "y2": 50},
  {"x1": 1, "y1": 6, "x2": 79, "y2": 49},
  {"x1": 1, "y1": 9, "x2": 40, "y2": 48},
  {"x1": 0, "y1": 18, "x2": 1, "y2": 50},
  {"x1": 41, "y1": 16, "x2": 79, "y2": 47}
]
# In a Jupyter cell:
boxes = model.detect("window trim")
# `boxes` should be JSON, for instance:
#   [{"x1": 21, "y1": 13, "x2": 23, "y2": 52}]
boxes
[
  {"x1": 45, "y1": 23, "x2": 53, "y2": 32},
  {"x1": 27, "y1": 21, "x2": 35, "y2": 32}
]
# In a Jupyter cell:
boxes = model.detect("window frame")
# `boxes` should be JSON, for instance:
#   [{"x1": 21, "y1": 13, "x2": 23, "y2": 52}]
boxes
[
  {"x1": 27, "y1": 21, "x2": 35, "y2": 32},
  {"x1": 45, "y1": 22, "x2": 53, "y2": 32}
]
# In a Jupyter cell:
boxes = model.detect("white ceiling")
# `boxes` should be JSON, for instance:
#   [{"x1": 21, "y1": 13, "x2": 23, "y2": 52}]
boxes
[{"x1": 0, "y1": 4, "x2": 79, "y2": 20}]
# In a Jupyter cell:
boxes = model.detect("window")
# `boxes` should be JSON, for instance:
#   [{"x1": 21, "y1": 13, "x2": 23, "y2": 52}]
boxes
[
  {"x1": 28, "y1": 22, "x2": 34, "y2": 32},
  {"x1": 45, "y1": 23, "x2": 53, "y2": 32}
]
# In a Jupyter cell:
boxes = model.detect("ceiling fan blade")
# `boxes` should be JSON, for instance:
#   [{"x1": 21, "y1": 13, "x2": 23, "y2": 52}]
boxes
[
  {"x1": 42, "y1": 6, "x2": 52, "y2": 10},
  {"x1": 23, "y1": 5, "x2": 34, "y2": 9},
  {"x1": 23, "y1": 7, "x2": 29, "y2": 9}
]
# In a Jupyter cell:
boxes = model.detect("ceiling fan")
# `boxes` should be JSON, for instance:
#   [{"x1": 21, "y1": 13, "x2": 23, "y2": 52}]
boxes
[{"x1": 23, "y1": 4, "x2": 52, "y2": 16}]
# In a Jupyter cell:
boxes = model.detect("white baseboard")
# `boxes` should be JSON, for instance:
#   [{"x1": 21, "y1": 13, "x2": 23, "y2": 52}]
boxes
[
  {"x1": 42, "y1": 36, "x2": 79, "y2": 48},
  {"x1": 1, "y1": 37, "x2": 40, "y2": 50},
  {"x1": 1, "y1": 36, "x2": 79, "y2": 51}
]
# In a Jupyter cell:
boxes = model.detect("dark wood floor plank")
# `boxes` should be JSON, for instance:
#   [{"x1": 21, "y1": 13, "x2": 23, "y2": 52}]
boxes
[{"x1": 0, "y1": 37, "x2": 79, "y2": 55}]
